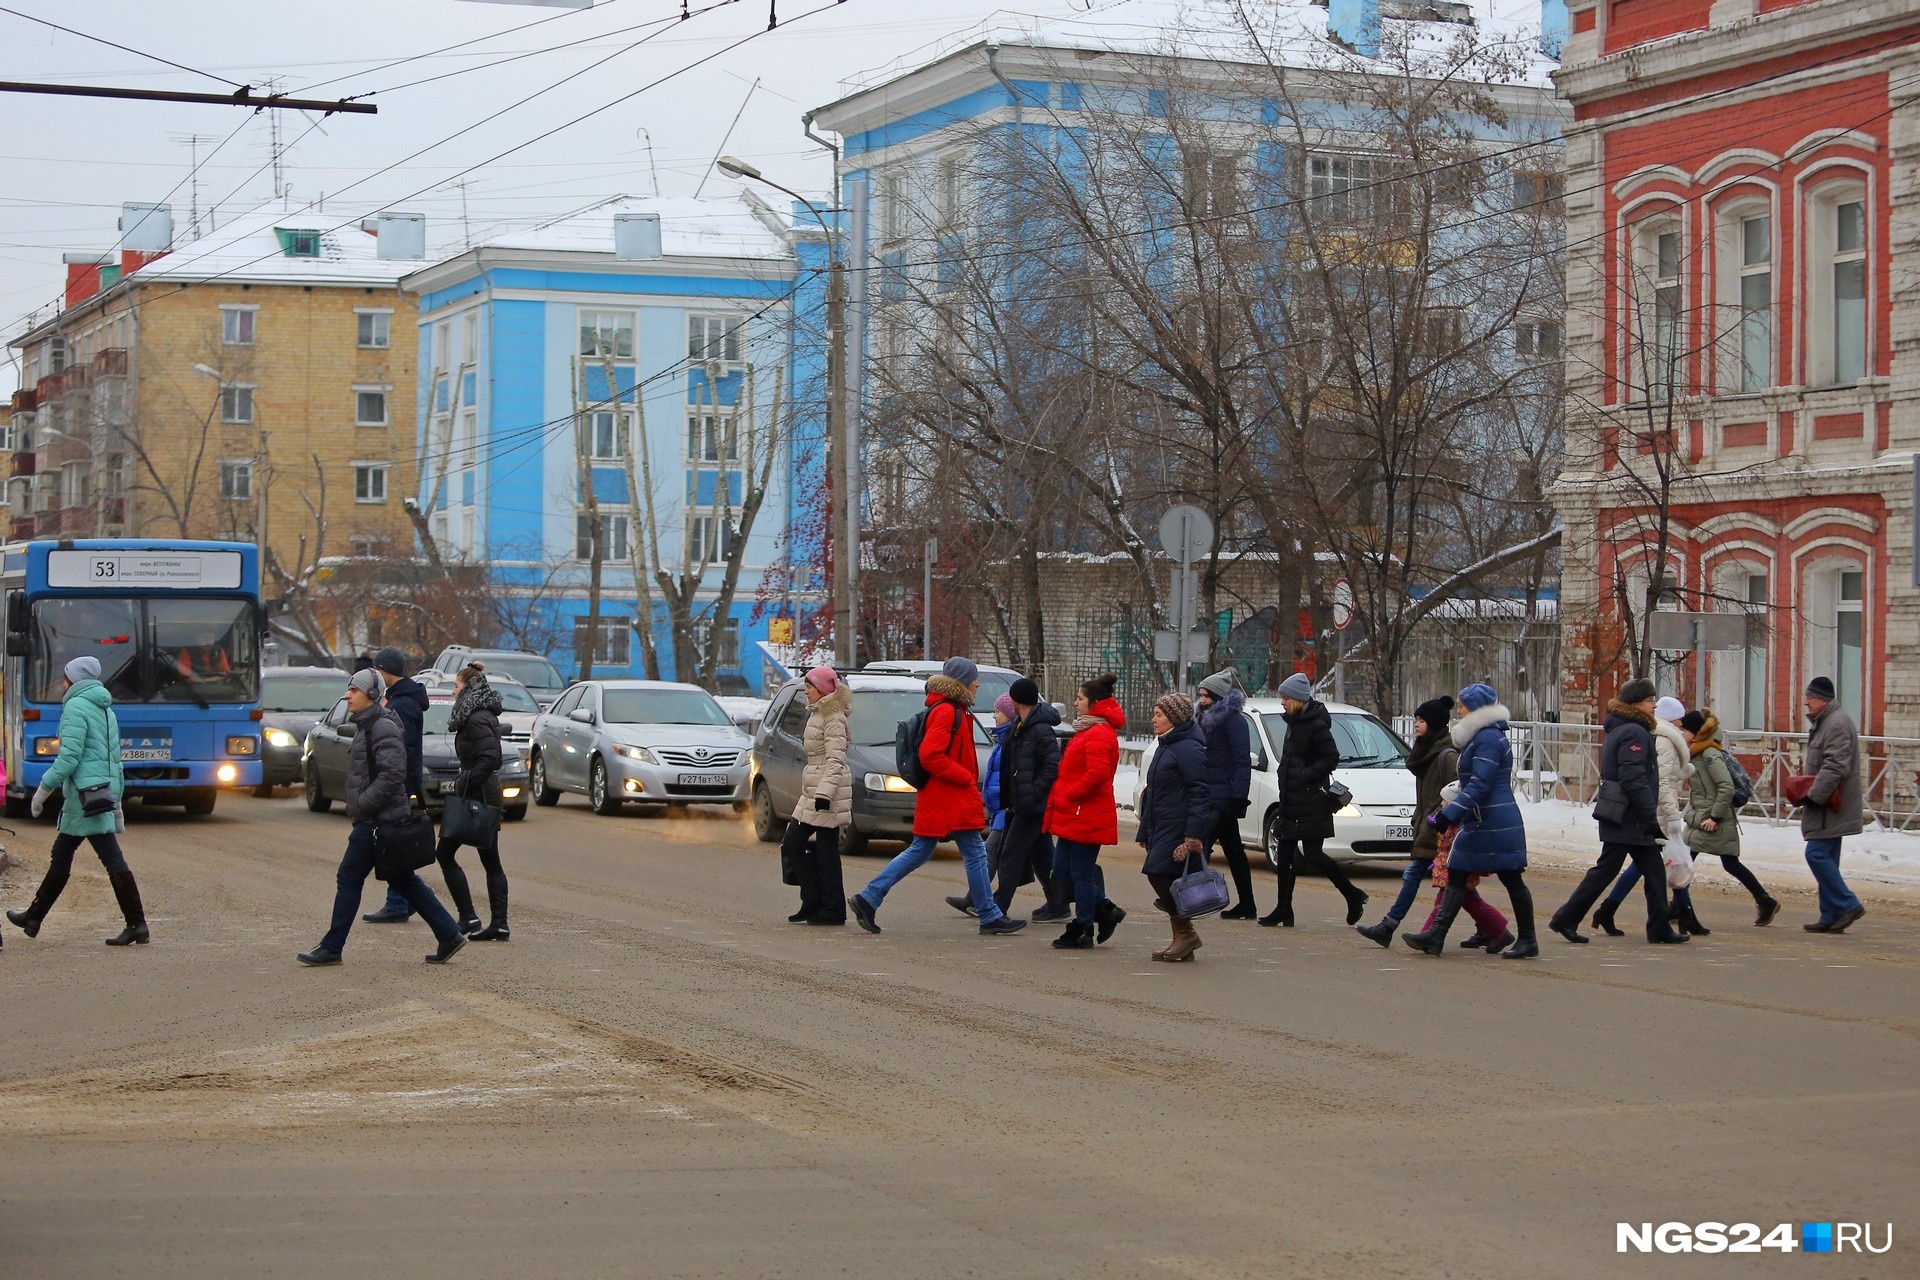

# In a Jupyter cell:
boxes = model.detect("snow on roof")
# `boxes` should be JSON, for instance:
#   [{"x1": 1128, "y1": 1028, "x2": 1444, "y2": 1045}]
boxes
[
  {"x1": 840, "y1": 0, "x2": 1557, "y2": 94},
  {"x1": 123, "y1": 204, "x2": 420, "y2": 287},
  {"x1": 477, "y1": 195, "x2": 792, "y2": 261}
]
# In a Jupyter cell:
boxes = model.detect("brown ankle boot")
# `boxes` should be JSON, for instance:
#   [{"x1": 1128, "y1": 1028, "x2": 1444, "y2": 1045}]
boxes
[{"x1": 1156, "y1": 916, "x2": 1200, "y2": 962}]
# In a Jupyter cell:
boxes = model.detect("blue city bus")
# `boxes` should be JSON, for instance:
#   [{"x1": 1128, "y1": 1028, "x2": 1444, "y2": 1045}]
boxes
[{"x1": 0, "y1": 539, "x2": 264, "y2": 817}]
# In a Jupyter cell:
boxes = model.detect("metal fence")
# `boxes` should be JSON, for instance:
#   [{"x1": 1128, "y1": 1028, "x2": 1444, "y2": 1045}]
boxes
[{"x1": 1497, "y1": 721, "x2": 1920, "y2": 832}]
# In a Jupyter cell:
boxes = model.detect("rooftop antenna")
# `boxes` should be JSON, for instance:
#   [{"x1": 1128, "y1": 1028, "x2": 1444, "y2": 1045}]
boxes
[
  {"x1": 636, "y1": 127, "x2": 660, "y2": 198},
  {"x1": 170, "y1": 132, "x2": 218, "y2": 239},
  {"x1": 447, "y1": 177, "x2": 474, "y2": 247},
  {"x1": 695, "y1": 77, "x2": 758, "y2": 198}
]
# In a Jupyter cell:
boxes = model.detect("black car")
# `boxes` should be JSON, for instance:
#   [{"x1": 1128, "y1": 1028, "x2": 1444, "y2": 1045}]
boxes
[
  {"x1": 257, "y1": 666, "x2": 350, "y2": 795},
  {"x1": 303, "y1": 695, "x2": 531, "y2": 822}
]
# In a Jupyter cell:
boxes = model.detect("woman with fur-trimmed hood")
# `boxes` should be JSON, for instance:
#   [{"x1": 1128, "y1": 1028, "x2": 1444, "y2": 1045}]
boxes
[
  {"x1": 1402, "y1": 684, "x2": 1538, "y2": 959},
  {"x1": 1195, "y1": 669, "x2": 1257, "y2": 919},
  {"x1": 784, "y1": 665, "x2": 852, "y2": 926},
  {"x1": 1590, "y1": 696, "x2": 1697, "y2": 937}
]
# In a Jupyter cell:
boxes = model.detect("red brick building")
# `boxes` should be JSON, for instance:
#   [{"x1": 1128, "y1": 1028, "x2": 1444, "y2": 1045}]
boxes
[{"x1": 1552, "y1": 0, "x2": 1920, "y2": 735}]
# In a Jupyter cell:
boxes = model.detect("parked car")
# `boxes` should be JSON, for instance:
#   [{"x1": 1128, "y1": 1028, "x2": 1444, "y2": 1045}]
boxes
[
  {"x1": 750, "y1": 672, "x2": 992, "y2": 858},
  {"x1": 303, "y1": 694, "x2": 530, "y2": 821},
  {"x1": 528, "y1": 679, "x2": 751, "y2": 815},
  {"x1": 1134, "y1": 697, "x2": 1418, "y2": 867},
  {"x1": 428, "y1": 646, "x2": 568, "y2": 708},
  {"x1": 714, "y1": 695, "x2": 771, "y2": 737},
  {"x1": 257, "y1": 665, "x2": 350, "y2": 795},
  {"x1": 861, "y1": 660, "x2": 1023, "y2": 729}
]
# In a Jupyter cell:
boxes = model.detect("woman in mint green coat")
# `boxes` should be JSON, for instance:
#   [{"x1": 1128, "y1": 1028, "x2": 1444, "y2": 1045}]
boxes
[{"x1": 4, "y1": 655, "x2": 148, "y2": 945}]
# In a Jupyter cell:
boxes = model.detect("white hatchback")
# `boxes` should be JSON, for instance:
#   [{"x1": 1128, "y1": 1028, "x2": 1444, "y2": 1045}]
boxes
[{"x1": 1135, "y1": 698, "x2": 1419, "y2": 867}]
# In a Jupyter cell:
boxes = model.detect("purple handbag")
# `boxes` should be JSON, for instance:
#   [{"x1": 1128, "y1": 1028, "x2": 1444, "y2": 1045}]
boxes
[{"x1": 1170, "y1": 847, "x2": 1230, "y2": 918}]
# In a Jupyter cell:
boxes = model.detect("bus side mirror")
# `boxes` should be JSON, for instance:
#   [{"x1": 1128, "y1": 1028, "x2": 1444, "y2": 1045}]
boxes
[
  {"x1": 5, "y1": 590, "x2": 25, "y2": 634},
  {"x1": 4, "y1": 633, "x2": 23, "y2": 657}
]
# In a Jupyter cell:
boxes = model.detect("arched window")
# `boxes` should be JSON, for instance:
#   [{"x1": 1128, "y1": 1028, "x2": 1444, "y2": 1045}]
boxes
[{"x1": 1804, "y1": 177, "x2": 1869, "y2": 387}]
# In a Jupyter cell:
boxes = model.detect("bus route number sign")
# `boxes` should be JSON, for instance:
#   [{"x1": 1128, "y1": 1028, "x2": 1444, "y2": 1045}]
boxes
[{"x1": 46, "y1": 551, "x2": 242, "y2": 591}]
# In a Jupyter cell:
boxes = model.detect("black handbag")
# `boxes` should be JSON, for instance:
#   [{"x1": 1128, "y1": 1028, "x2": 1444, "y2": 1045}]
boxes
[
  {"x1": 441, "y1": 793, "x2": 500, "y2": 847},
  {"x1": 1591, "y1": 779, "x2": 1629, "y2": 826},
  {"x1": 77, "y1": 784, "x2": 117, "y2": 817},
  {"x1": 373, "y1": 810, "x2": 437, "y2": 881}
]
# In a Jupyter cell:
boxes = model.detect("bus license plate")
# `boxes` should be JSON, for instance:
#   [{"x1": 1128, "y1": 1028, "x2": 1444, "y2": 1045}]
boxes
[
  {"x1": 120, "y1": 735, "x2": 172, "y2": 762},
  {"x1": 1385, "y1": 825, "x2": 1413, "y2": 840},
  {"x1": 678, "y1": 772, "x2": 729, "y2": 786}
]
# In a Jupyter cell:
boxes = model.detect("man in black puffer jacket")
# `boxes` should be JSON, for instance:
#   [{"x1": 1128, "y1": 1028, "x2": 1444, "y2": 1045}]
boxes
[
  {"x1": 1548, "y1": 677, "x2": 1686, "y2": 945},
  {"x1": 993, "y1": 678, "x2": 1068, "y2": 920}
]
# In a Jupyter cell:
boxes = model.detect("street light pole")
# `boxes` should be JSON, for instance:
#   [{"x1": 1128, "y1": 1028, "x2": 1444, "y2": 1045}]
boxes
[{"x1": 715, "y1": 156, "x2": 855, "y2": 666}]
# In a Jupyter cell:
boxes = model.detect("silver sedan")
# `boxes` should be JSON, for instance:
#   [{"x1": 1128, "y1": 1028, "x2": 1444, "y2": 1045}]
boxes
[{"x1": 528, "y1": 679, "x2": 753, "y2": 816}]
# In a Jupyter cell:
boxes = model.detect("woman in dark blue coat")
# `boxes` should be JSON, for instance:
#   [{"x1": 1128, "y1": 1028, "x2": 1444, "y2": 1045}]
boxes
[
  {"x1": 1404, "y1": 683, "x2": 1538, "y2": 958},
  {"x1": 1196, "y1": 669, "x2": 1257, "y2": 919},
  {"x1": 1136, "y1": 692, "x2": 1213, "y2": 962}
]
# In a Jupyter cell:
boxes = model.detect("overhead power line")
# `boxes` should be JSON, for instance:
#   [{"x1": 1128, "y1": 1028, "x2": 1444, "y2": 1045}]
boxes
[{"x1": 0, "y1": 3, "x2": 245, "y2": 87}]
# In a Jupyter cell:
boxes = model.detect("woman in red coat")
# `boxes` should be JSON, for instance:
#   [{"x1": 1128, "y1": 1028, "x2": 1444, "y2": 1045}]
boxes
[{"x1": 1044, "y1": 673, "x2": 1128, "y2": 949}]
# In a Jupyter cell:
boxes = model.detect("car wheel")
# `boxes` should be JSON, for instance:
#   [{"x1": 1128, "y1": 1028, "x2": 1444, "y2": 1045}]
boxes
[
  {"x1": 304, "y1": 766, "x2": 331, "y2": 813},
  {"x1": 751, "y1": 779, "x2": 785, "y2": 843},
  {"x1": 589, "y1": 758, "x2": 621, "y2": 815},
  {"x1": 841, "y1": 827, "x2": 869, "y2": 859},
  {"x1": 530, "y1": 752, "x2": 560, "y2": 807},
  {"x1": 504, "y1": 805, "x2": 528, "y2": 822},
  {"x1": 1263, "y1": 811, "x2": 1306, "y2": 872},
  {"x1": 183, "y1": 788, "x2": 217, "y2": 817},
  {"x1": 252, "y1": 781, "x2": 275, "y2": 799}
]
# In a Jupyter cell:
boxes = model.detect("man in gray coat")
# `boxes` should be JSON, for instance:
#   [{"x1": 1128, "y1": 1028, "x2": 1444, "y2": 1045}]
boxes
[{"x1": 1799, "y1": 675, "x2": 1865, "y2": 933}]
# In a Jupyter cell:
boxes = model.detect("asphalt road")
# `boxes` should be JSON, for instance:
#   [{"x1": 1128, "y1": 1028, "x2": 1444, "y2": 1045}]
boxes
[{"x1": 0, "y1": 792, "x2": 1915, "y2": 1279}]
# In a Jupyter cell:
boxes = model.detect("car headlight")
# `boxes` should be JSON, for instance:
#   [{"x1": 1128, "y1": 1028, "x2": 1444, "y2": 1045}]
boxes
[
  {"x1": 33, "y1": 736, "x2": 59, "y2": 756},
  {"x1": 613, "y1": 743, "x2": 657, "y2": 764},
  {"x1": 263, "y1": 727, "x2": 296, "y2": 748},
  {"x1": 863, "y1": 772, "x2": 917, "y2": 793},
  {"x1": 227, "y1": 736, "x2": 258, "y2": 756},
  {"x1": 502, "y1": 786, "x2": 522, "y2": 799},
  {"x1": 1335, "y1": 803, "x2": 1362, "y2": 818},
  {"x1": 217, "y1": 764, "x2": 239, "y2": 783}
]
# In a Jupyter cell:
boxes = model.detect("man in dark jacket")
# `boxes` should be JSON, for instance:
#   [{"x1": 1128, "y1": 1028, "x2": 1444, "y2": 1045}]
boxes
[
  {"x1": 298, "y1": 669, "x2": 466, "y2": 966},
  {"x1": 1799, "y1": 675, "x2": 1865, "y2": 933},
  {"x1": 992, "y1": 677, "x2": 1068, "y2": 920},
  {"x1": 364, "y1": 646, "x2": 431, "y2": 924},
  {"x1": 1547, "y1": 678, "x2": 1687, "y2": 944},
  {"x1": 1196, "y1": 669, "x2": 1257, "y2": 918}
]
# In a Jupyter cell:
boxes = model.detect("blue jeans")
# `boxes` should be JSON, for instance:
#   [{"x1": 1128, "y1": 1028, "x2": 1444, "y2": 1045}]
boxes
[
  {"x1": 320, "y1": 822, "x2": 461, "y2": 953},
  {"x1": 1803, "y1": 837, "x2": 1861, "y2": 920},
  {"x1": 1051, "y1": 838, "x2": 1105, "y2": 925},
  {"x1": 380, "y1": 885, "x2": 412, "y2": 916},
  {"x1": 1386, "y1": 859, "x2": 1432, "y2": 924},
  {"x1": 1604, "y1": 855, "x2": 1693, "y2": 909},
  {"x1": 861, "y1": 830, "x2": 1004, "y2": 924}
]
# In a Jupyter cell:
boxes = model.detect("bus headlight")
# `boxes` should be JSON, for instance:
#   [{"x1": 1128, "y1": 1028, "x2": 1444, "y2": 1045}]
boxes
[
  {"x1": 262, "y1": 728, "x2": 296, "y2": 749},
  {"x1": 216, "y1": 764, "x2": 239, "y2": 783},
  {"x1": 227, "y1": 736, "x2": 258, "y2": 756},
  {"x1": 33, "y1": 736, "x2": 59, "y2": 756}
]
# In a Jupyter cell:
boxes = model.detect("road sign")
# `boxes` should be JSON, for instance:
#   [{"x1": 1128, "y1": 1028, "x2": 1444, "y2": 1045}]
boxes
[
  {"x1": 1332, "y1": 577, "x2": 1355, "y2": 630},
  {"x1": 1157, "y1": 504, "x2": 1214, "y2": 563},
  {"x1": 1649, "y1": 611, "x2": 1748, "y2": 652},
  {"x1": 1154, "y1": 630, "x2": 1212, "y2": 664}
]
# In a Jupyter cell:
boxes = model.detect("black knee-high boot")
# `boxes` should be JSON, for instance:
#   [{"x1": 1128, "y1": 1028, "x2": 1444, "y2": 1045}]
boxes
[
  {"x1": 105, "y1": 870, "x2": 149, "y2": 945},
  {"x1": 1261, "y1": 855, "x2": 1296, "y2": 926},
  {"x1": 1402, "y1": 884, "x2": 1465, "y2": 955},
  {"x1": 6, "y1": 864, "x2": 71, "y2": 937}
]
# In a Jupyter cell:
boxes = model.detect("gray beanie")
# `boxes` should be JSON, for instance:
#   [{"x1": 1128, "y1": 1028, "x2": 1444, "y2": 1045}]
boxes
[
  {"x1": 64, "y1": 655, "x2": 101, "y2": 684},
  {"x1": 941, "y1": 655, "x2": 979, "y2": 685},
  {"x1": 348, "y1": 668, "x2": 384, "y2": 700},
  {"x1": 1276, "y1": 672, "x2": 1313, "y2": 701},
  {"x1": 1198, "y1": 668, "x2": 1241, "y2": 700}
]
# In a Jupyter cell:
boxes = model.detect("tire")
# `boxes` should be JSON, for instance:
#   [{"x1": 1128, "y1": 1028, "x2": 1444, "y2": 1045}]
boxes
[
  {"x1": 589, "y1": 758, "x2": 621, "y2": 815},
  {"x1": 504, "y1": 805, "x2": 528, "y2": 823},
  {"x1": 1263, "y1": 811, "x2": 1306, "y2": 872},
  {"x1": 751, "y1": 779, "x2": 785, "y2": 843},
  {"x1": 252, "y1": 781, "x2": 275, "y2": 799},
  {"x1": 530, "y1": 752, "x2": 560, "y2": 807},
  {"x1": 183, "y1": 788, "x2": 217, "y2": 817},
  {"x1": 841, "y1": 827, "x2": 870, "y2": 859},
  {"x1": 3, "y1": 789, "x2": 28, "y2": 820}
]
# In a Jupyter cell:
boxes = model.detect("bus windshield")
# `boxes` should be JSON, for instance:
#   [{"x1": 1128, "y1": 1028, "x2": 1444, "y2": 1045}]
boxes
[{"x1": 31, "y1": 596, "x2": 259, "y2": 704}]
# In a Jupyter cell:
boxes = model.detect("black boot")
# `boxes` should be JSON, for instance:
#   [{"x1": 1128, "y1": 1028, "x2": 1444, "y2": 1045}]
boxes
[
  {"x1": 104, "y1": 870, "x2": 149, "y2": 946},
  {"x1": 1093, "y1": 900, "x2": 1127, "y2": 943},
  {"x1": 7, "y1": 866, "x2": 69, "y2": 939},
  {"x1": 1051, "y1": 921, "x2": 1094, "y2": 950},
  {"x1": 1674, "y1": 894, "x2": 1710, "y2": 936},
  {"x1": 1355, "y1": 918, "x2": 1397, "y2": 947},
  {"x1": 472, "y1": 875, "x2": 510, "y2": 940},
  {"x1": 1591, "y1": 899, "x2": 1626, "y2": 936},
  {"x1": 1401, "y1": 886, "x2": 1466, "y2": 956}
]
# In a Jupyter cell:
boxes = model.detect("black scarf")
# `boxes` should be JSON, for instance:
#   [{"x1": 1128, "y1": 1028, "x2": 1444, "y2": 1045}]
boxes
[{"x1": 1406, "y1": 730, "x2": 1450, "y2": 780}]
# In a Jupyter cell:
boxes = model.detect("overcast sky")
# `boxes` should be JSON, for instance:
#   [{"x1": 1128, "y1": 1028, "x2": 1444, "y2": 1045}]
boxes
[{"x1": 0, "y1": 0, "x2": 1114, "y2": 393}]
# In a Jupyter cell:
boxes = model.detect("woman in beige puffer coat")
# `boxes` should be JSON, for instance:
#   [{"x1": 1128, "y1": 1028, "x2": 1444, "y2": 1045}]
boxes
[{"x1": 783, "y1": 666, "x2": 852, "y2": 925}]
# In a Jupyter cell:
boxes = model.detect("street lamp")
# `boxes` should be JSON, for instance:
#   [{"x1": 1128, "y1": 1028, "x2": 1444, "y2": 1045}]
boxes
[{"x1": 715, "y1": 155, "x2": 857, "y2": 667}]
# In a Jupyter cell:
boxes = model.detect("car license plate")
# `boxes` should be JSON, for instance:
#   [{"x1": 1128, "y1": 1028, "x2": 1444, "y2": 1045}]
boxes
[
  {"x1": 120, "y1": 734, "x2": 172, "y2": 762},
  {"x1": 678, "y1": 772, "x2": 729, "y2": 786},
  {"x1": 1384, "y1": 825, "x2": 1413, "y2": 840},
  {"x1": 440, "y1": 781, "x2": 460, "y2": 794}
]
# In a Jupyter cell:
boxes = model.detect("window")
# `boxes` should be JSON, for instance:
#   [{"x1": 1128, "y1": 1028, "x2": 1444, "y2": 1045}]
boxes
[
  {"x1": 221, "y1": 306, "x2": 256, "y2": 346},
  {"x1": 1183, "y1": 150, "x2": 1239, "y2": 219},
  {"x1": 1512, "y1": 171, "x2": 1563, "y2": 212},
  {"x1": 1741, "y1": 572, "x2": 1768, "y2": 731},
  {"x1": 1308, "y1": 154, "x2": 1372, "y2": 223},
  {"x1": 353, "y1": 463, "x2": 389, "y2": 503},
  {"x1": 220, "y1": 384, "x2": 254, "y2": 424},
  {"x1": 355, "y1": 389, "x2": 388, "y2": 426},
  {"x1": 1418, "y1": 308, "x2": 1464, "y2": 357},
  {"x1": 1836, "y1": 569, "x2": 1863, "y2": 721},
  {"x1": 275, "y1": 228, "x2": 321, "y2": 258},
  {"x1": 356, "y1": 310, "x2": 390, "y2": 349},
  {"x1": 687, "y1": 314, "x2": 743, "y2": 363},
  {"x1": 880, "y1": 171, "x2": 907, "y2": 242},
  {"x1": 1833, "y1": 200, "x2": 1867, "y2": 384},
  {"x1": 686, "y1": 512, "x2": 733, "y2": 564},
  {"x1": 575, "y1": 510, "x2": 630, "y2": 560},
  {"x1": 0, "y1": 418, "x2": 12, "y2": 452},
  {"x1": 1640, "y1": 226, "x2": 1682, "y2": 401},
  {"x1": 1736, "y1": 214, "x2": 1771, "y2": 392},
  {"x1": 687, "y1": 410, "x2": 738, "y2": 462},
  {"x1": 692, "y1": 614, "x2": 741, "y2": 668},
  {"x1": 59, "y1": 463, "x2": 88, "y2": 508},
  {"x1": 573, "y1": 615, "x2": 631, "y2": 667},
  {"x1": 1516, "y1": 319, "x2": 1562, "y2": 358},
  {"x1": 588, "y1": 410, "x2": 629, "y2": 460},
  {"x1": 579, "y1": 310, "x2": 634, "y2": 359},
  {"x1": 936, "y1": 153, "x2": 964, "y2": 226},
  {"x1": 219, "y1": 459, "x2": 253, "y2": 501},
  {"x1": 462, "y1": 312, "x2": 477, "y2": 363},
  {"x1": 348, "y1": 534, "x2": 388, "y2": 558}
]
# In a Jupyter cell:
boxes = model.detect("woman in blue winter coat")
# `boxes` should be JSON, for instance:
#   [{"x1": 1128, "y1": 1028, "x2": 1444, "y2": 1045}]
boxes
[
  {"x1": 1136, "y1": 692, "x2": 1214, "y2": 963},
  {"x1": 1403, "y1": 683, "x2": 1538, "y2": 959},
  {"x1": 5, "y1": 656, "x2": 147, "y2": 946}
]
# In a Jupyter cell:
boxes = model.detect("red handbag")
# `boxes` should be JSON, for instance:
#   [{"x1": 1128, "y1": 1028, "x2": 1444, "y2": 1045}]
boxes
[{"x1": 1784, "y1": 775, "x2": 1843, "y2": 811}]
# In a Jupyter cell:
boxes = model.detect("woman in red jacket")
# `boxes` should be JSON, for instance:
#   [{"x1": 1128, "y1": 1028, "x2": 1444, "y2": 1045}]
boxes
[{"x1": 1044, "y1": 673, "x2": 1128, "y2": 949}]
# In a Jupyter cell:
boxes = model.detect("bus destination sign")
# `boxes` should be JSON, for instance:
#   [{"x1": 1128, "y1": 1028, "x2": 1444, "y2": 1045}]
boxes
[{"x1": 45, "y1": 550, "x2": 243, "y2": 591}]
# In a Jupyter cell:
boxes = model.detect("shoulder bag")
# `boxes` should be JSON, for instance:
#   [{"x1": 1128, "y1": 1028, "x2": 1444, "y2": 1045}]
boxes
[
  {"x1": 1170, "y1": 847, "x2": 1230, "y2": 918},
  {"x1": 372, "y1": 810, "x2": 438, "y2": 881},
  {"x1": 441, "y1": 792, "x2": 501, "y2": 848},
  {"x1": 1591, "y1": 778, "x2": 1629, "y2": 826}
]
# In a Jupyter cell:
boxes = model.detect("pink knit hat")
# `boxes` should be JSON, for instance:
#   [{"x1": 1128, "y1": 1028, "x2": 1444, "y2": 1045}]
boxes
[
  {"x1": 804, "y1": 665, "x2": 838, "y2": 695},
  {"x1": 993, "y1": 693, "x2": 1016, "y2": 718}
]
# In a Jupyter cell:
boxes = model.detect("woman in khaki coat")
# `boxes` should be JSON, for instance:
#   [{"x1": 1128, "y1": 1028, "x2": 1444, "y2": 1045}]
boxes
[{"x1": 784, "y1": 665, "x2": 852, "y2": 925}]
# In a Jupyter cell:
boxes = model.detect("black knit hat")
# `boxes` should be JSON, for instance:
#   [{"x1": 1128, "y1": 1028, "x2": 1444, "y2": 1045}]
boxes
[
  {"x1": 1413, "y1": 695, "x2": 1454, "y2": 733},
  {"x1": 1806, "y1": 675, "x2": 1836, "y2": 701},
  {"x1": 1009, "y1": 676, "x2": 1040, "y2": 706},
  {"x1": 1680, "y1": 710, "x2": 1707, "y2": 735}
]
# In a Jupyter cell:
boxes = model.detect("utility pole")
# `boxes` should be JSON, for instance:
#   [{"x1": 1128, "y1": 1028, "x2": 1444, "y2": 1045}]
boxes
[
  {"x1": 827, "y1": 250, "x2": 854, "y2": 668},
  {"x1": 574, "y1": 363, "x2": 603, "y2": 679}
]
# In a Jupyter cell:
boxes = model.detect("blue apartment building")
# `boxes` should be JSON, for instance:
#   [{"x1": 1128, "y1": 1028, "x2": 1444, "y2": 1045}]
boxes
[{"x1": 403, "y1": 195, "x2": 829, "y2": 691}]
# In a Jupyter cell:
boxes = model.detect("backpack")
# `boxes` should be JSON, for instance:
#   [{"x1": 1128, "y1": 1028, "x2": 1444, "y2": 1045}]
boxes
[
  {"x1": 1720, "y1": 747, "x2": 1754, "y2": 809},
  {"x1": 895, "y1": 699, "x2": 963, "y2": 789}
]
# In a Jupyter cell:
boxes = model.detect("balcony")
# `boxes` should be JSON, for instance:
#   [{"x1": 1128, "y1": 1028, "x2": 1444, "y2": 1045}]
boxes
[
  {"x1": 10, "y1": 388, "x2": 35, "y2": 414},
  {"x1": 93, "y1": 347, "x2": 128, "y2": 376},
  {"x1": 10, "y1": 516, "x2": 35, "y2": 541},
  {"x1": 11, "y1": 452, "x2": 36, "y2": 477}
]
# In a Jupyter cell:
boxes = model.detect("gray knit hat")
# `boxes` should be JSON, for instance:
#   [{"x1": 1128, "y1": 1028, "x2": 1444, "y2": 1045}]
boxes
[
  {"x1": 1198, "y1": 668, "x2": 1240, "y2": 700},
  {"x1": 348, "y1": 668, "x2": 384, "y2": 700},
  {"x1": 941, "y1": 655, "x2": 978, "y2": 685},
  {"x1": 1276, "y1": 672, "x2": 1313, "y2": 701}
]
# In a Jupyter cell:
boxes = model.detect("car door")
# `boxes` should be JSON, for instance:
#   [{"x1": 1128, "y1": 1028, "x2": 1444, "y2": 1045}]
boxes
[
  {"x1": 764, "y1": 689, "x2": 808, "y2": 815},
  {"x1": 548, "y1": 685, "x2": 589, "y2": 789},
  {"x1": 318, "y1": 697, "x2": 353, "y2": 794},
  {"x1": 537, "y1": 685, "x2": 582, "y2": 789},
  {"x1": 1241, "y1": 710, "x2": 1274, "y2": 846}
]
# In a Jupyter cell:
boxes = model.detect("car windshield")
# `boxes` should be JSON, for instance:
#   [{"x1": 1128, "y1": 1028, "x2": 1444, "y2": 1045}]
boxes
[
  {"x1": 30, "y1": 595, "x2": 259, "y2": 705},
  {"x1": 492, "y1": 682, "x2": 540, "y2": 714},
  {"x1": 849, "y1": 688, "x2": 939, "y2": 747},
  {"x1": 601, "y1": 688, "x2": 732, "y2": 726},
  {"x1": 479, "y1": 655, "x2": 564, "y2": 691},
  {"x1": 262, "y1": 672, "x2": 348, "y2": 712},
  {"x1": 974, "y1": 672, "x2": 1016, "y2": 708},
  {"x1": 1257, "y1": 710, "x2": 1409, "y2": 768}
]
